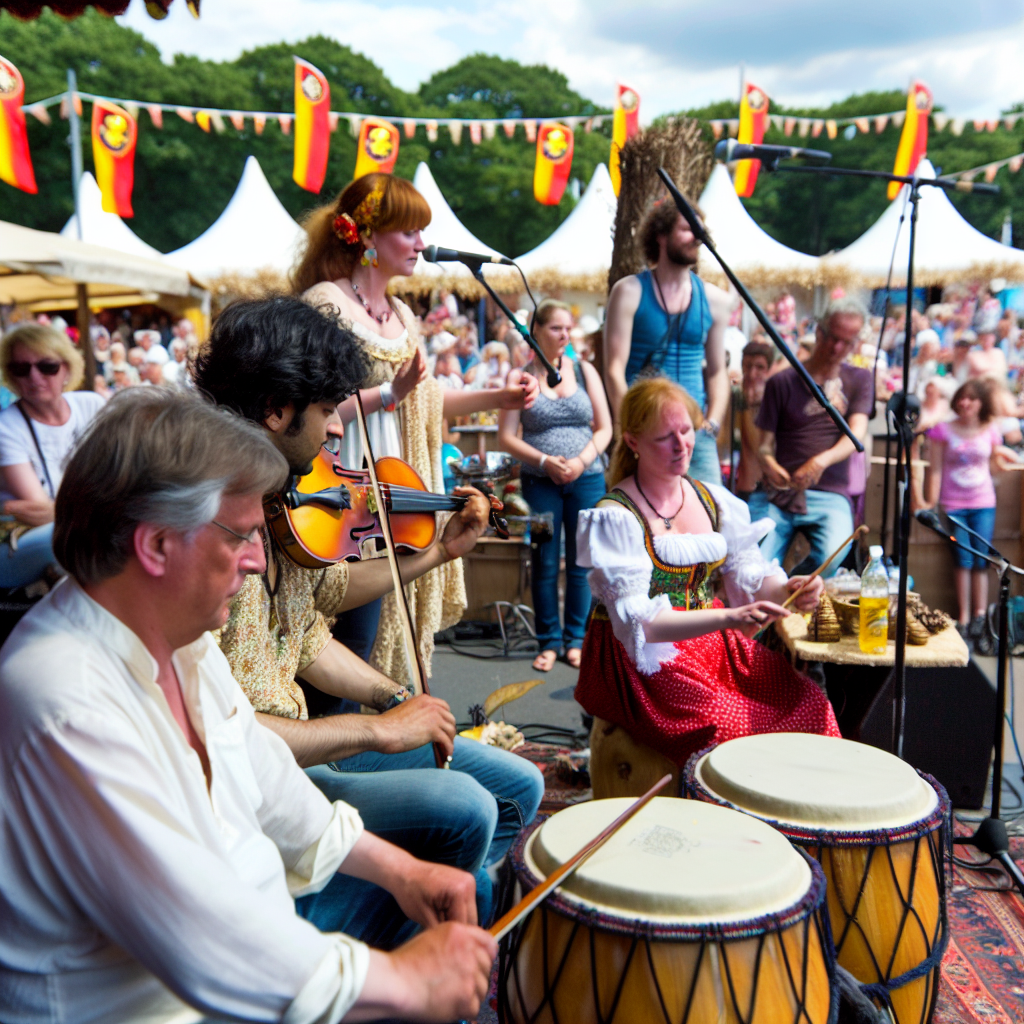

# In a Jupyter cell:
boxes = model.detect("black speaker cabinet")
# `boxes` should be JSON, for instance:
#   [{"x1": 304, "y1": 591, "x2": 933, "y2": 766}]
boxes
[{"x1": 825, "y1": 660, "x2": 997, "y2": 809}]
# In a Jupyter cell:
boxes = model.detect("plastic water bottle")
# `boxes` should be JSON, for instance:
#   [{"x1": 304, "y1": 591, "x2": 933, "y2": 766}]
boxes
[{"x1": 859, "y1": 545, "x2": 889, "y2": 654}]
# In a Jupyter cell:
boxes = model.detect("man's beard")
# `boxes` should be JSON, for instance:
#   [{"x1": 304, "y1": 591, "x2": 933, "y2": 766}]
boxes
[{"x1": 666, "y1": 240, "x2": 699, "y2": 267}]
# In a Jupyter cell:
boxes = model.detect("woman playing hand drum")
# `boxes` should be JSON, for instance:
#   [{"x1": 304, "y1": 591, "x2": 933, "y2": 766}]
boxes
[{"x1": 574, "y1": 376, "x2": 840, "y2": 767}]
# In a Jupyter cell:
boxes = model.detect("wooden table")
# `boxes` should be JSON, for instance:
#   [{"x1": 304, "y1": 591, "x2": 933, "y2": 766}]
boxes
[{"x1": 451, "y1": 423, "x2": 497, "y2": 460}]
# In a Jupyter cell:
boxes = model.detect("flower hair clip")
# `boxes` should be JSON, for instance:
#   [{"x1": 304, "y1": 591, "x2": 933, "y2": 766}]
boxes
[
  {"x1": 353, "y1": 180, "x2": 386, "y2": 232},
  {"x1": 333, "y1": 212, "x2": 361, "y2": 246}
]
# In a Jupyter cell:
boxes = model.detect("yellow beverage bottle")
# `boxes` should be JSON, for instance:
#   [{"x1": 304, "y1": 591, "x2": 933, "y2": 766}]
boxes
[{"x1": 859, "y1": 545, "x2": 889, "y2": 654}]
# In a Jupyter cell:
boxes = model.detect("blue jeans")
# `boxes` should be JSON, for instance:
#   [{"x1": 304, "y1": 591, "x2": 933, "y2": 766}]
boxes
[
  {"x1": 946, "y1": 506, "x2": 996, "y2": 570},
  {"x1": 0, "y1": 522, "x2": 55, "y2": 590},
  {"x1": 756, "y1": 489, "x2": 854, "y2": 579},
  {"x1": 688, "y1": 430, "x2": 722, "y2": 486},
  {"x1": 308, "y1": 737, "x2": 544, "y2": 924},
  {"x1": 521, "y1": 470, "x2": 606, "y2": 652}
]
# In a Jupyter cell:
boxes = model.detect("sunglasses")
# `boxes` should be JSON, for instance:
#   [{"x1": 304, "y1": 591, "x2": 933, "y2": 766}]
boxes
[{"x1": 8, "y1": 360, "x2": 63, "y2": 378}]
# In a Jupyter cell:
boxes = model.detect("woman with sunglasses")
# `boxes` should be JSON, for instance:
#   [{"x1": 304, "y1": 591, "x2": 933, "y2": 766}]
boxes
[{"x1": 0, "y1": 324, "x2": 105, "y2": 589}]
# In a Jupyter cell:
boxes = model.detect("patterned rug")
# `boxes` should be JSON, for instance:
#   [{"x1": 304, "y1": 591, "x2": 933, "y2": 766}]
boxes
[{"x1": 481, "y1": 743, "x2": 1024, "y2": 1024}]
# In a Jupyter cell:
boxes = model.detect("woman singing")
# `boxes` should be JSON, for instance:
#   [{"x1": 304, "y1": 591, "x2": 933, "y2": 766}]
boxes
[
  {"x1": 575, "y1": 376, "x2": 839, "y2": 766},
  {"x1": 293, "y1": 173, "x2": 537, "y2": 686}
]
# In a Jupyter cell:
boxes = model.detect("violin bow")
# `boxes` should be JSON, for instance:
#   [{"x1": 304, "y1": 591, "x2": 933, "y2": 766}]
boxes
[{"x1": 354, "y1": 393, "x2": 451, "y2": 769}]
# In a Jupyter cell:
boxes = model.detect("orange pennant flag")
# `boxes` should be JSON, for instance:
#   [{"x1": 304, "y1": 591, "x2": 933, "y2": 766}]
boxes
[
  {"x1": 91, "y1": 98, "x2": 136, "y2": 216},
  {"x1": 354, "y1": 117, "x2": 399, "y2": 179},
  {"x1": 293, "y1": 57, "x2": 330, "y2": 193},
  {"x1": 610, "y1": 82, "x2": 640, "y2": 196},
  {"x1": 888, "y1": 81, "x2": 932, "y2": 199},
  {"x1": 733, "y1": 83, "x2": 769, "y2": 197},
  {"x1": 534, "y1": 122, "x2": 574, "y2": 205},
  {"x1": 0, "y1": 56, "x2": 37, "y2": 194}
]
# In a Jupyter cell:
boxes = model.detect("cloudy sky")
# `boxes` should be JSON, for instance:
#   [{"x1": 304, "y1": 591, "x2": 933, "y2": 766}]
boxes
[{"x1": 119, "y1": 0, "x2": 1024, "y2": 120}]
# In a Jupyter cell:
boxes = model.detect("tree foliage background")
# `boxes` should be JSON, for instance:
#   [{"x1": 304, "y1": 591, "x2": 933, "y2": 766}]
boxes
[{"x1": 1, "y1": 9, "x2": 1021, "y2": 260}]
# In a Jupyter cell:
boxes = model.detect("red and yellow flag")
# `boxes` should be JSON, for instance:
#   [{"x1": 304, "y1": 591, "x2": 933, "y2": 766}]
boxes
[
  {"x1": 0, "y1": 56, "x2": 37, "y2": 194},
  {"x1": 733, "y1": 83, "x2": 769, "y2": 197},
  {"x1": 609, "y1": 83, "x2": 640, "y2": 196},
  {"x1": 293, "y1": 57, "x2": 330, "y2": 193},
  {"x1": 889, "y1": 81, "x2": 933, "y2": 200},
  {"x1": 91, "y1": 98, "x2": 136, "y2": 217},
  {"x1": 534, "y1": 123, "x2": 574, "y2": 205},
  {"x1": 354, "y1": 117, "x2": 399, "y2": 180}
]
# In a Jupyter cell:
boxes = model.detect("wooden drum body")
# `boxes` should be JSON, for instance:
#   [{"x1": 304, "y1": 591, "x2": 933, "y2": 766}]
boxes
[
  {"x1": 686, "y1": 734, "x2": 949, "y2": 1024},
  {"x1": 588, "y1": 716, "x2": 680, "y2": 800},
  {"x1": 499, "y1": 798, "x2": 836, "y2": 1024}
]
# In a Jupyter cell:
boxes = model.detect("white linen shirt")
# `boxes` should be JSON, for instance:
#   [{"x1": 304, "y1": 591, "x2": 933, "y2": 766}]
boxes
[{"x1": 0, "y1": 577, "x2": 369, "y2": 1024}]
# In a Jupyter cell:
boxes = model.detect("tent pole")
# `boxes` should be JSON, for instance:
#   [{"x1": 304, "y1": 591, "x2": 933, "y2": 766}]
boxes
[
  {"x1": 67, "y1": 70, "x2": 84, "y2": 242},
  {"x1": 76, "y1": 285, "x2": 96, "y2": 391}
]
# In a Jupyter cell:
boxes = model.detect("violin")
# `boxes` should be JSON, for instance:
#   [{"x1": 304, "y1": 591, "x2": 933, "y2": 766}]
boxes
[{"x1": 264, "y1": 443, "x2": 508, "y2": 571}]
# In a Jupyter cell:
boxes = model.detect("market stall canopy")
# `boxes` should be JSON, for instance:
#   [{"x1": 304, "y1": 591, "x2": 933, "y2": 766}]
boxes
[
  {"x1": 510, "y1": 163, "x2": 616, "y2": 293},
  {"x1": 164, "y1": 156, "x2": 305, "y2": 282},
  {"x1": 697, "y1": 164, "x2": 821, "y2": 289},
  {"x1": 61, "y1": 172, "x2": 164, "y2": 261},
  {"x1": 393, "y1": 162, "x2": 509, "y2": 299},
  {"x1": 822, "y1": 159, "x2": 1024, "y2": 287},
  {"x1": 0, "y1": 218, "x2": 196, "y2": 311}
]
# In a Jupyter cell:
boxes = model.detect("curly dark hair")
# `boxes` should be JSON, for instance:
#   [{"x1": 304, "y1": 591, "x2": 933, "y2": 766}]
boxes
[
  {"x1": 639, "y1": 199, "x2": 707, "y2": 265},
  {"x1": 193, "y1": 296, "x2": 370, "y2": 429}
]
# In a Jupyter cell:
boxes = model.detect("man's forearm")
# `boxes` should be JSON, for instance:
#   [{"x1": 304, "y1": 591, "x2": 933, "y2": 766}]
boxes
[
  {"x1": 255, "y1": 711, "x2": 380, "y2": 768},
  {"x1": 339, "y1": 548, "x2": 444, "y2": 612},
  {"x1": 605, "y1": 367, "x2": 627, "y2": 421},
  {"x1": 705, "y1": 368, "x2": 729, "y2": 425},
  {"x1": 298, "y1": 637, "x2": 401, "y2": 707}
]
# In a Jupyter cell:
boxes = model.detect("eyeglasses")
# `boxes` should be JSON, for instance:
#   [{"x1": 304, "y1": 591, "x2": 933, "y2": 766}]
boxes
[
  {"x1": 8, "y1": 359, "x2": 63, "y2": 378},
  {"x1": 211, "y1": 520, "x2": 263, "y2": 546}
]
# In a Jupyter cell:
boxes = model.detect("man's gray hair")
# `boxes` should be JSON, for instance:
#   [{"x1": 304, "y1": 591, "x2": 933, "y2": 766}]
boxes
[
  {"x1": 818, "y1": 296, "x2": 868, "y2": 334},
  {"x1": 54, "y1": 387, "x2": 288, "y2": 585}
]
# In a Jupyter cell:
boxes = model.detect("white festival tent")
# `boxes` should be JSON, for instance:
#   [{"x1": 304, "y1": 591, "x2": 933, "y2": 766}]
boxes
[
  {"x1": 164, "y1": 156, "x2": 305, "y2": 280},
  {"x1": 511, "y1": 163, "x2": 617, "y2": 293},
  {"x1": 822, "y1": 159, "x2": 1024, "y2": 286},
  {"x1": 696, "y1": 164, "x2": 822, "y2": 289},
  {"x1": 61, "y1": 172, "x2": 164, "y2": 262}
]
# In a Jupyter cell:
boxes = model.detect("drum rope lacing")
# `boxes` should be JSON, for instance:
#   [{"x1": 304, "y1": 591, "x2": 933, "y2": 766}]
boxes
[{"x1": 684, "y1": 751, "x2": 952, "y2": 1019}]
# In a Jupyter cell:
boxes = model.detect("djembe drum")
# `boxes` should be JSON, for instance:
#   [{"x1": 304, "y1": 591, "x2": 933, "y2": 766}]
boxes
[
  {"x1": 499, "y1": 797, "x2": 836, "y2": 1024},
  {"x1": 686, "y1": 733, "x2": 949, "y2": 1024}
]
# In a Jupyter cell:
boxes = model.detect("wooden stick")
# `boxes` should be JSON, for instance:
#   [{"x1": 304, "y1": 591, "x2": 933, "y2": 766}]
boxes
[
  {"x1": 782, "y1": 523, "x2": 869, "y2": 609},
  {"x1": 490, "y1": 773, "x2": 672, "y2": 942}
]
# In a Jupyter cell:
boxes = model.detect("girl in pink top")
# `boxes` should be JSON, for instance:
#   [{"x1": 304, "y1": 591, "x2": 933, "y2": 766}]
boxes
[{"x1": 925, "y1": 379, "x2": 1016, "y2": 649}]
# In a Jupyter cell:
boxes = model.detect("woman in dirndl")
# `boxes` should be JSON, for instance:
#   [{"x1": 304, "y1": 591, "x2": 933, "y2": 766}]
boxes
[{"x1": 575, "y1": 375, "x2": 840, "y2": 767}]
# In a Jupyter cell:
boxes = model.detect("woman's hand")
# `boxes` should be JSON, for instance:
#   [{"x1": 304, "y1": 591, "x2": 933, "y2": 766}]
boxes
[
  {"x1": 726, "y1": 600, "x2": 789, "y2": 639},
  {"x1": 784, "y1": 575, "x2": 823, "y2": 613},
  {"x1": 392, "y1": 348, "x2": 428, "y2": 404},
  {"x1": 543, "y1": 455, "x2": 574, "y2": 485},
  {"x1": 4, "y1": 499, "x2": 54, "y2": 528},
  {"x1": 497, "y1": 372, "x2": 539, "y2": 411}
]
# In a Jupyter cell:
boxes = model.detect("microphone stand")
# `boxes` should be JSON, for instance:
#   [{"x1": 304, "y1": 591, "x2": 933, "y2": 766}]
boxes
[
  {"x1": 765, "y1": 161, "x2": 1000, "y2": 760},
  {"x1": 915, "y1": 509, "x2": 1024, "y2": 899},
  {"x1": 656, "y1": 168, "x2": 864, "y2": 454}
]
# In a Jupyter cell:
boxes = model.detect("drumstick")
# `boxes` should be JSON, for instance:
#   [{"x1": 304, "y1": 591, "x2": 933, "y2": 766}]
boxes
[
  {"x1": 490, "y1": 773, "x2": 672, "y2": 942},
  {"x1": 781, "y1": 524, "x2": 869, "y2": 609}
]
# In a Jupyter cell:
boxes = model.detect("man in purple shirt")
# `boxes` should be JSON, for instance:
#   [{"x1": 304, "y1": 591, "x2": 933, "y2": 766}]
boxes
[{"x1": 752, "y1": 298, "x2": 873, "y2": 576}]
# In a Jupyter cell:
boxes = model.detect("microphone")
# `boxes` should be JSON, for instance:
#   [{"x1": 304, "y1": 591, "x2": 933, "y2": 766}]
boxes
[
  {"x1": 714, "y1": 139, "x2": 832, "y2": 164},
  {"x1": 423, "y1": 244, "x2": 514, "y2": 267},
  {"x1": 913, "y1": 508, "x2": 945, "y2": 534}
]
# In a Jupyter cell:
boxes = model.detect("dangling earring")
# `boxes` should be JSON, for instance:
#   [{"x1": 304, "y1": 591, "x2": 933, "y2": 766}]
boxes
[{"x1": 361, "y1": 246, "x2": 378, "y2": 268}]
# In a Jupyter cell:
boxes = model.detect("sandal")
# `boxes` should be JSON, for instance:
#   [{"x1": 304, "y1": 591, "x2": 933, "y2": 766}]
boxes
[{"x1": 532, "y1": 649, "x2": 558, "y2": 672}]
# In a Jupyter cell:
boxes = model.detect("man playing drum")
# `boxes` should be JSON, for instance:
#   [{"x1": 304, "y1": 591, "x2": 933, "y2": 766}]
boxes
[{"x1": 0, "y1": 388, "x2": 496, "y2": 1024}]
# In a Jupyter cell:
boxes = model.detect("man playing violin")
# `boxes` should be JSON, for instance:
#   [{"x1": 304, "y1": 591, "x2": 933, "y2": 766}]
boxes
[{"x1": 193, "y1": 296, "x2": 544, "y2": 925}]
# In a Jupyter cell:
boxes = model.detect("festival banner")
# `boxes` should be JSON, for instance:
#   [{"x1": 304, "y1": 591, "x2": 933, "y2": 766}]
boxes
[
  {"x1": 0, "y1": 56, "x2": 37, "y2": 194},
  {"x1": 91, "y1": 98, "x2": 136, "y2": 216},
  {"x1": 610, "y1": 82, "x2": 640, "y2": 196},
  {"x1": 533, "y1": 122, "x2": 574, "y2": 205},
  {"x1": 888, "y1": 80, "x2": 932, "y2": 199},
  {"x1": 354, "y1": 117, "x2": 399, "y2": 179},
  {"x1": 733, "y1": 82, "x2": 768, "y2": 197},
  {"x1": 293, "y1": 57, "x2": 330, "y2": 193}
]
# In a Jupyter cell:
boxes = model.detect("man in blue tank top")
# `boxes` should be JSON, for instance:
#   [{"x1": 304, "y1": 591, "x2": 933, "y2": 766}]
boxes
[{"x1": 604, "y1": 201, "x2": 732, "y2": 484}]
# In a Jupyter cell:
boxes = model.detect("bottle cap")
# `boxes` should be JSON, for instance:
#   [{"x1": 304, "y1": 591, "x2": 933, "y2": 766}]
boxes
[{"x1": 869, "y1": 545, "x2": 883, "y2": 559}]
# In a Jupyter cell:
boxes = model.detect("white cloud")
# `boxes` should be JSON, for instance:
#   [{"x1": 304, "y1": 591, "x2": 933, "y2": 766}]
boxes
[{"x1": 117, "y1": 0, "x2": 1024, "y2": 121}]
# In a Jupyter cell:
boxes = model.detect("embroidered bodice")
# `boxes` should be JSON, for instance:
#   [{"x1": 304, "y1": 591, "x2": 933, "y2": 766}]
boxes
[{"x1": 576, "y1": 481, "x2": 783, "y2": 674}]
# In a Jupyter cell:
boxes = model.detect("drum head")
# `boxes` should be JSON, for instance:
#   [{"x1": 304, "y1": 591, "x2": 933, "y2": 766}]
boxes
[
  {"x1": 524, "y1": 797, "x2": 811, "y2": 923},
  {"x1": 696, "y1": 734, "x2": 938, "y2": 830}
]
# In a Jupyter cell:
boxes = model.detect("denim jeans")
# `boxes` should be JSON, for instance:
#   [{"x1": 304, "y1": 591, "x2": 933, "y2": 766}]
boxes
[
  {"x1": 521, "y1": 470, "x2": 606, "y2": 652},
  {"x1": 307, "y1": 736, "x2": 544, "y2": 924},
  {"x1": 946, "y1": 506, "x2": 997, "y2": 570},
  {"x1": 755, "y1": 488, "x2": 854, "y2": 579},
  {"x1": 0, "y1": 522, "x2": 55, "y2": 590},
  {"x1": 688, "y1": 430, "x2": 723, "y2": 486}
]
